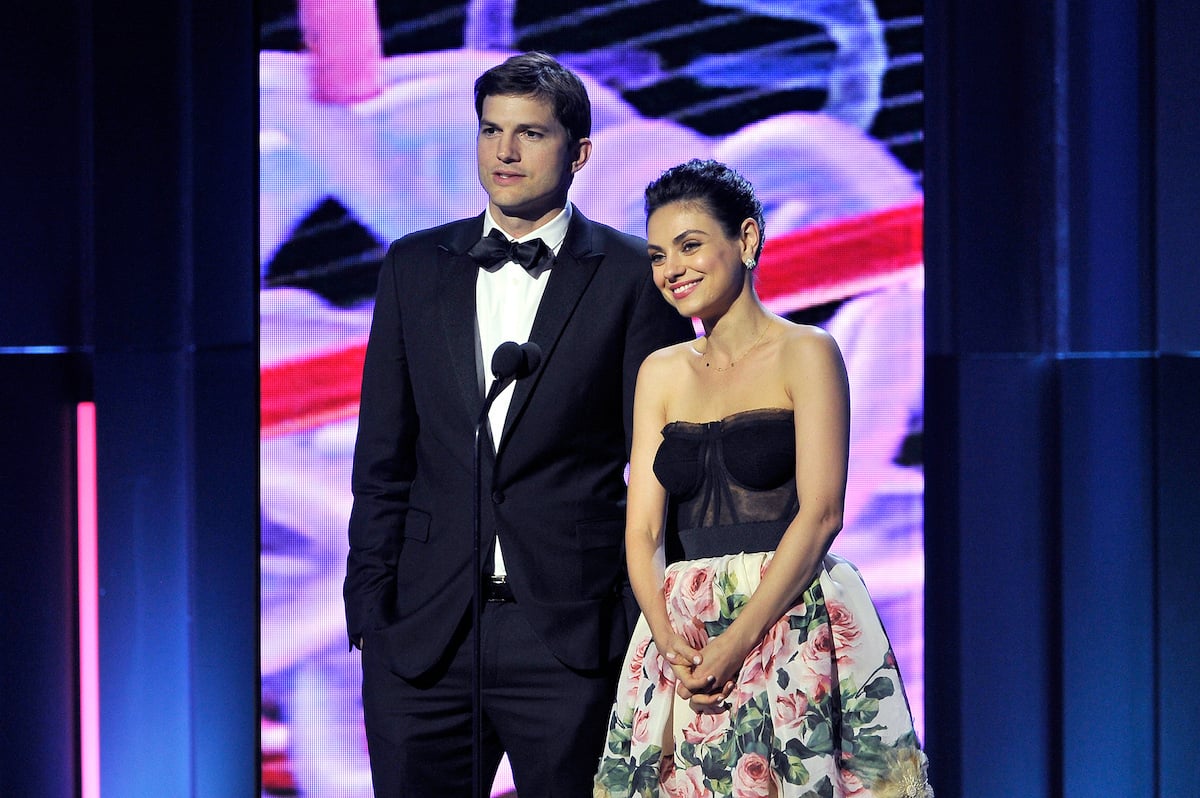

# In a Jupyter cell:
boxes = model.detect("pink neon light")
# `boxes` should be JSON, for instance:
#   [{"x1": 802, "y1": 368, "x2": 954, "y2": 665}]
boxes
[{"x1": 77, "y1": 402, "x2": 100, "y2": 798}]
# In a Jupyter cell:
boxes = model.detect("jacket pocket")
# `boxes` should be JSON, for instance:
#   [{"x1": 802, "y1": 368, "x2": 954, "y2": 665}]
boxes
[
  {"x1": 403, "y1": 508, "x2": 431, "y2": 541},
  {"x1": 576, "y1": 517, "x2": 623, "y2": 598},
  {"x1": 575, "y1": 517, "x2": 623, "y2": 551}
]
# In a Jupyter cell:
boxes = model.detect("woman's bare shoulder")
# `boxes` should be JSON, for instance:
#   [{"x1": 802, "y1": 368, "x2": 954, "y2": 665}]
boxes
[
  {"x1": 773, "y1": 322, "x2": 847, "y2": 393},
  {"x1": 642, "y1": 338, "x2": 698, "y2": 373},
  {"x1": 776, "y1": 320, "x2": 842, "y2": 359}
]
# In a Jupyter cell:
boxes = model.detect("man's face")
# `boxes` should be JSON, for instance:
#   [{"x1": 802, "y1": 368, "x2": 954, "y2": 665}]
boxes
[{"x1": 476, "y1": 93, "x2": 590, "y2": 233}]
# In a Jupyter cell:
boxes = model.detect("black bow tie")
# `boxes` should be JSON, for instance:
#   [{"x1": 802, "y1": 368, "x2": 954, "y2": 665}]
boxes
[{"x1": 468, "y1": 229, "x2": 551, "y2": 273}]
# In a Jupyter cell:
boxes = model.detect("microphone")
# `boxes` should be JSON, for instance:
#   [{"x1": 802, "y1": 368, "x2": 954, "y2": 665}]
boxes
[
  {"x1": 483, "y1": 341, "x2": 542, "y2": 409},
  {"x1": 516, "y1": 341, "x2": 542, "y2": 379},
  {"x1": 490, "y1": 340, "x2": 542, "y2": 382}
]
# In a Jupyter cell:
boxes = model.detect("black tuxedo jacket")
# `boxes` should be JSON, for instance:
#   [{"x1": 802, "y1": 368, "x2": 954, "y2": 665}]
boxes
[{"x1": 344, "y1": 208, "x2": 694, "y2": 679}]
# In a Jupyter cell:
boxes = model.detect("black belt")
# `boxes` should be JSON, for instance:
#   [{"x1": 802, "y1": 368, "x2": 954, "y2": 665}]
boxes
[
  {"x1": 483, "y1": 575, "x2": 516, "y2": 603},
  {"x1": 678, "y1": 520, "x2": 788, "y2": 560}
]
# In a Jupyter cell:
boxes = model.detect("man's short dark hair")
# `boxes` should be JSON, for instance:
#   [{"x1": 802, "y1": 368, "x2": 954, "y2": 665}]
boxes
[{"x1": 474, "y1": 51, "x2": 592, "y2": 141}]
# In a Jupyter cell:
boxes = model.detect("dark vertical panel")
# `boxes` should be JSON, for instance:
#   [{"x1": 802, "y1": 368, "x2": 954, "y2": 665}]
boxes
[
  {"x1": 924, "y1": 0, "x2": 1059, "y2": 357},
  {"x1": 921, "y1": 355, "x2": 960, "y2": 789},
  {"x1": 89, "y1": 0, "x2": 259, "y2": 790},
  {"x1": 927, "y1": 0, "x2": 1193, "y2": 796},
  {"x1": 94, "y1": 352, "x2": 193, "y2": 795},
  {"x1": 1154, "y1": 0, "x2": 1200, "y2": 353},
  {"x1": 91, "y1": 3, "x2": 188, "y2": 351},
  {"x1": 1066, "y1": 4, "x2": 1154, "y2": 352},
  {"x1": 191, "y1": 3, "x2": 257, "y2": 349},
  {"x1": 1059, "y1": 359, "x2": 1156, "y2": 797},
  {"x1": 924, "y1": 3, "x2": 1062, "y2": 795},
  {"x1": 0, "y1": 7, "x2": 86, "y2": 346},
  {"x1": 957, "y1": 357, "x2": 1058, "y2": 798},
  {"x1": 189, "y1": 1, "x2": 259, "y2": 793},
  {"x1": 4, "y1": 0, "x2": 257, "y2": 793},
  {"x1": 0, "y1": 358, "x2": 80, "y2": 798},
  {"x1": 191, "y1": 348, "x2": 260, "y2": 796},
  {"x1": 1156, "y1": 356, "x2": 1200, "y2": 798},
  {"x1": 0, "y1": 3, "x2": 89, "y2": 796},
  {"x1": 89, "y1": 2, "x2": 194, "y2": 792},
  {"x1": 921, "y1": 0, "x2": 954, "y2": 356}
]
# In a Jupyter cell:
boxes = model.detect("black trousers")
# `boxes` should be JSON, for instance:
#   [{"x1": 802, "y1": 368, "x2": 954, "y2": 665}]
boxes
[{"x1": 362, "y1": 600, "x2": 619, "y2": 797}]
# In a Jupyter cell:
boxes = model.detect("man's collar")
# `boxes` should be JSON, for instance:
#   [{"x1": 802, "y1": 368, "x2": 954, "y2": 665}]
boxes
[{"x1": 482, "y1": 204, "x2": 574, "y2": 255}]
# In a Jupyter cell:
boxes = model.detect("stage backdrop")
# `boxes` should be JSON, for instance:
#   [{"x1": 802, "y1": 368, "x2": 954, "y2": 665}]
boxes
[{"x1": 258, "y1": 1, "x2": 924, "y2": 795}]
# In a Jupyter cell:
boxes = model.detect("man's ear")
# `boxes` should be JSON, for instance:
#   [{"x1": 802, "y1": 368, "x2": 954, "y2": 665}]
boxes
[{"x1": 570, "y1": 138, "x2": 593, "y2": 174}]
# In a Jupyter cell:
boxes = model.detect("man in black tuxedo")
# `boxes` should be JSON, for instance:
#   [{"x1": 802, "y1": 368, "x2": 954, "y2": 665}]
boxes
[{"x1": 344, "y1": 52, "x2": 694, "y2": 796}]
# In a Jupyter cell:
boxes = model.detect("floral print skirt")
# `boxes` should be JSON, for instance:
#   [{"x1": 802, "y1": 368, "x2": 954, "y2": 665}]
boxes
[{"x1": 594, "y1": 552, "x2": 932, "y2": 798}]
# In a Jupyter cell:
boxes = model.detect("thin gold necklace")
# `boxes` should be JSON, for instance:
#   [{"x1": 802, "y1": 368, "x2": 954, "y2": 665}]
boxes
[{"x1": 704, "y1": 321, "x2": 770, "y2": 372}]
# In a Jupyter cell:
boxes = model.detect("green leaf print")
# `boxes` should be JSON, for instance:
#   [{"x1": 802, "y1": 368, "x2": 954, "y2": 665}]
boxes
[
  {"x1": 844, "y1": 742, "x2": 890, "y2": 779},
  {"x1": 799, "y1": 775, "x2": 835, "y2": 798},
  {"x1": 700, "y1": 750, "x2": 731, "y2": 781},
  {"x1": 723, "y1": 592, "x2": 748, "y2": 620},
  {"x1": 595, "y1": 757, "x2": 634, "y2": 792},
  {"x1": 630, "y1": 751, "x2": 661, "y2": 795},
  {"x1": 774, "y1": 748, "x2": 812, "y2": 785},
  {"x1": 842, "y1": 731, "x2": 885, "y2": 763},
  {"x1": 804, "y1": 720, "x2": 835, "y2": 757},
  {"x1": 843, "y1": 696, "x2": 881, "y2": 726},
  {"x1": 708, "y1": 775, "x2": 733, "y2": 795},
  {"x1": 862, "y1": 674, "x2": 896, "y2": 700}
]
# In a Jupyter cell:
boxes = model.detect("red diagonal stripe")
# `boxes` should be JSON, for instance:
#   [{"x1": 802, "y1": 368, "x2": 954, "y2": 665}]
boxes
[
  {"x1": 260, "y1": 202, "x2": 924, "y2": 434},
  {"x1": 261, "y1": 341, "x2": 367, "y2": 437}
]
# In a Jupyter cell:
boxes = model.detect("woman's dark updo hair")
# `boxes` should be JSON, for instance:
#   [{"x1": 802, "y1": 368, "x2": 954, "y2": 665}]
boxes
[{"x1": 644, "y1": 159, "x2": 765, "y2": 258}]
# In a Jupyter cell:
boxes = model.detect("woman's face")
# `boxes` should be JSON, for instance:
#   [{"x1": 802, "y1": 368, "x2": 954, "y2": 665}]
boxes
[{"x1": 646, "y1": 201, "x2": 754, "y2": 319}]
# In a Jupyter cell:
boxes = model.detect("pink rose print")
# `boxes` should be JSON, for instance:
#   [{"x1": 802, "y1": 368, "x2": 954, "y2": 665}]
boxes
[
  {"x1": 773, "y1": 691, "x2": 808, "y2": 736},
  {"x1": 826, "y1": 598, "x2": 862, "y2": 664},
  {"x1": 643, "y1": 645, "x2": 675, "y2": 695},
  {"x1": 669, "y1": 565, "x2": 719, "y2": 649},
  {"x1": 682, "y1": 709, "x2": 730, "y2": 746},
  {"x1": 731, "y1": 752, "x2": 775, "y2": 798},
  {"x1": 839, "y1": 767, "x2": 868, "y2": 796},
  {"x1": 631, "y1": 709, "x2": 653, "y2": 747},
  {"x1": 737, "y1": 622, "x2": 793, "y2": 704},
  {"x1": 735, "y1": 645, "x2": 770, "y2": 707},
  {"x1": 796, "y1": 624, "x2": 834, "y2": 697},
  {"x1": 625, "y1": 637, "x2": 652, "y2": 704},
  {"x1": 664, "y1": 763, "x2": 708, "y2": 798}
]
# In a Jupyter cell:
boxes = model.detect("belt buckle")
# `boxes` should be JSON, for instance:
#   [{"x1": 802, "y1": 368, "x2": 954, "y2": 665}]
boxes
[{"x1": 484, "y1": 575, "x2": 514, "y2": 603}]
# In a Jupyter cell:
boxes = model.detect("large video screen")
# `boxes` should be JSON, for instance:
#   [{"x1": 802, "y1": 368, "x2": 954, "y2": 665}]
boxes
[{"x1": 260, "y1": 2, "x2": 924, "y2": 795}]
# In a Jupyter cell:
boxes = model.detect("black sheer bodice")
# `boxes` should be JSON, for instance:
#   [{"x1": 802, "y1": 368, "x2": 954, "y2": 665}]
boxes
[{"x1": 652, "y1": 407, "x2": 797, "y2": 559}]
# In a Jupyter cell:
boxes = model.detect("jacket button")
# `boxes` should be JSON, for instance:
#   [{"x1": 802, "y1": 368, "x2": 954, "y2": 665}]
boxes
[{"x1": 492, "y1": 491, "x2": 505, "y2": 504}]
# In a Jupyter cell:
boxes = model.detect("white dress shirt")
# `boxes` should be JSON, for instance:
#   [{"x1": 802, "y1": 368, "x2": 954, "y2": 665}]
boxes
[{"x1": 476, "y1": 203, "x2": 572, "y2": 575}]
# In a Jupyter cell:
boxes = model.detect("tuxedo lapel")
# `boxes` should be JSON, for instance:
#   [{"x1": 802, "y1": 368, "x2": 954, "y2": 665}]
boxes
[
  {"x1": 500, "y1": 213, "x2": 603, "y2": 445},
  {"x1": 437, "y1": 218, "x2": 487, "y2": 425}
]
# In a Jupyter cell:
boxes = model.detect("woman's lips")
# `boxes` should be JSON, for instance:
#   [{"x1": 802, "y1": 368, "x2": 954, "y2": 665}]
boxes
[{"x1": 669, "y1": 279, "x2": 700, "y2": 300}]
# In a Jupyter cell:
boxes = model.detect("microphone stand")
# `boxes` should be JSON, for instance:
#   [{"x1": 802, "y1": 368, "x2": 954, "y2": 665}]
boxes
[
  {"x1": 472, "y1": 383, "x2": 504, "y2": 798},
  {"x1": 471, "y1": 341, "x2": 537, "y2": 798}
]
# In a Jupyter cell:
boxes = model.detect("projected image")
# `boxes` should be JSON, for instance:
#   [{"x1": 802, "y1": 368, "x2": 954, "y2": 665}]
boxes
[{"x1": 260, "y1": 1, "x2": 923, "y2": 795}]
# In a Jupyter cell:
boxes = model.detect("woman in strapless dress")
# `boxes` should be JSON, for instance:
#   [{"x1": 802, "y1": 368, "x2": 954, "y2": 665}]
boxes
[{"x1": 594, "y1": 160, "x2": 931, "y2": 798}]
